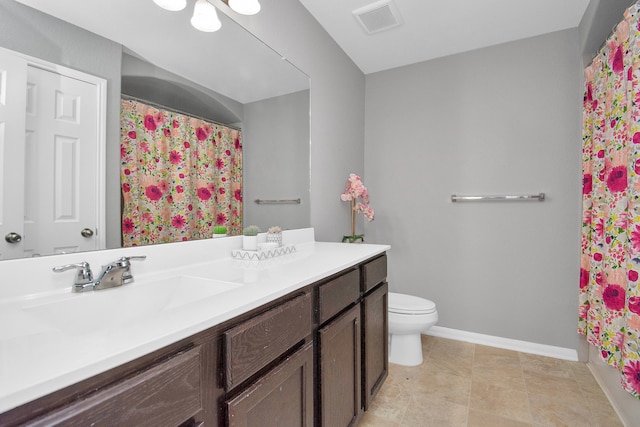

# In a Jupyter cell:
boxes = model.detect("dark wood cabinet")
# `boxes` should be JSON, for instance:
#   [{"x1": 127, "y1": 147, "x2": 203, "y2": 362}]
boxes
[
  {"x1": 318, "y1": 304, "x2": 361, "y2": 427},
  {"x1": 226, "y1": 342, "x2": 314, "y2": 427},
  {"x1": 316, "y1": 268, "x2": 362, "y2": 427},
  {"x1": 361, "y1": 255, "x2": 389, "y2": 410},
  {"x1": 1, "y1": 254, "x2": 388, "y2": 427}
]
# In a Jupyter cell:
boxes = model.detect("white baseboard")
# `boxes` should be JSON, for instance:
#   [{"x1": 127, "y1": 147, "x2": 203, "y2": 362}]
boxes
[{"x1": 425, "y1": 326, "x2": 579, "y2": 361}]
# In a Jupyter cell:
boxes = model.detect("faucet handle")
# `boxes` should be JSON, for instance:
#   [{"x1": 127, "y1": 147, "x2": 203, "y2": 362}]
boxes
[
  {"x1": 116, "y1": 255, "x2": 147, "y2": 266},
  {"x1": 52, "y1": 261, "x2": 93, "y2": 285},
  {"x1": 117, "y1": 255, "x2": 146, "y2": 284}
]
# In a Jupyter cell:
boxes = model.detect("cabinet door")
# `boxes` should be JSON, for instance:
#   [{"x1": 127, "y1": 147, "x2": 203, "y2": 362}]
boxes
[
  {"x1": 226, "y1": 342, "x2": 314, "y2": 427},
  {"x1": 362, "y1": 281, "x2": 388, "y2": 410},
  {"x1": 319, "y1": 304, "x2": 361, "y2": 427}
]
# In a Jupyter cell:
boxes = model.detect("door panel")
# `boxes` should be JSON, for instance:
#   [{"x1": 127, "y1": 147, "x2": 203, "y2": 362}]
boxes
[{"x1": 25, "y1": 65, "x2": 99, "y2": 256}]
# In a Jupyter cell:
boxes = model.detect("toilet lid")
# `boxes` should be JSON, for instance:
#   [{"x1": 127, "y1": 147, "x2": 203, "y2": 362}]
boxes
[{"x1": 388, "y1": 292, "x2": 437, "y2": 314}]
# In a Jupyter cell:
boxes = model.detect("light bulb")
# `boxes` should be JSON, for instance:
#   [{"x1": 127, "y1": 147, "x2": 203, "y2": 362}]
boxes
[
  {"x1": 191, "y1": 0, "x2": 222, "y2": 32},
  {"x1": 153, "y1": 0, "x2": 187, "y2": 11},
  {"x1": 228, "y1": 0, "x2": 261, "y2": 15}
]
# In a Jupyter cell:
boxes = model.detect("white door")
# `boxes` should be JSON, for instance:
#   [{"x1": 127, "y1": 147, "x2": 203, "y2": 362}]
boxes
[
  {"x1": 0, "y1": 50, "x2": 27, "y2": 260},
  {"x1": 25, "y1": 65, "x2": 100, "y2": 256}
]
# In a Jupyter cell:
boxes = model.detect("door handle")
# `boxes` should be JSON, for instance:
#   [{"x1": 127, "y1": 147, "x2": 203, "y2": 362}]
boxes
[
  {"x1": 81, "y1": 228, "x2": 94, "y2": 238},
  {"x1": 5, "y1": 232, "x2": 22, "y2": 243}
]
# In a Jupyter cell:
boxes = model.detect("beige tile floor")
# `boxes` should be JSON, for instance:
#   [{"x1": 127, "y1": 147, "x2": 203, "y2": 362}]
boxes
[{"x1": 359, "y1": 335, "x2": 623, "y2": 427}]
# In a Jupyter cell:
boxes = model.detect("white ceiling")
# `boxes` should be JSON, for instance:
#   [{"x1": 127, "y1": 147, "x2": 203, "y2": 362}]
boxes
[
  {"x1": 13, "y1": 0, "x2": 592, "y2": 100},
  {"x1": 299, "y1": 0, "x2": 592, "y2": 74}
]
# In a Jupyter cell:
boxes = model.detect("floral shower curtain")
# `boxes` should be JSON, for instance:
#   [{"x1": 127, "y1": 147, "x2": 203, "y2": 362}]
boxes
[
  {"x1": 120, "y1": 99, "x2": 242, "y2": 246},
  {"x1": 580, "y1": 2, "x2": 640, "y2": 399}
]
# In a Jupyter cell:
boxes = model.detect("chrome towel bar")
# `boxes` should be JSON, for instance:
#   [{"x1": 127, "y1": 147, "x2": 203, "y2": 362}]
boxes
[
  {"x1": 254, "y1": 198, "x2": 301, "y2": 204},
  {"x1": 451, "y1": 193, "x2": 545, "y2": 202}
]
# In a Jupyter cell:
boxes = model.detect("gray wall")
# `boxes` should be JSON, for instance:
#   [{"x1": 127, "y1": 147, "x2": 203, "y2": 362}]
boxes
[
  {"x1": 243, "y1": 90, "x2": 310, "y2": 231},
  {"x1": 364, "y1": 28, "x2": 583, "y2": 349},
  {"x1": 121, "y1": 52, "x2": 244, "y2": 125},
  {"x1": 223, "y1": 0, "x2": 366, "y2": 241},
  {"x1": 0, "y1": 1, "x2": 122, "y2": 249}
]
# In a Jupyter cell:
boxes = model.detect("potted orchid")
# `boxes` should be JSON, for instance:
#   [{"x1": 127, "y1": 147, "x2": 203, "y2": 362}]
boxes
[{"x1": 340, "y1": 173, "x2": 374, "y2": 243}]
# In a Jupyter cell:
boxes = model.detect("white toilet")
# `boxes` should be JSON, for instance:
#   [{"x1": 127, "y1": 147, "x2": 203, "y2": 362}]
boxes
[{"x1": 388, "y1": 292, "x2": 438, "y2": 366}]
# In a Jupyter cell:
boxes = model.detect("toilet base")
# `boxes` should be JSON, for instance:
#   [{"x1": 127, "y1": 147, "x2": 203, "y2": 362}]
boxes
[{"x1": 389, "y1": 333, "x2": 423, "y2": 366}]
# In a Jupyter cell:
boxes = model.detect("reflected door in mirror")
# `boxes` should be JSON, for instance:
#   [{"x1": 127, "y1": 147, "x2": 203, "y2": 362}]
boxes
[
  {"x1": 0, "y1": 47, "x2": 104, "y2": 260},
  {"x1": 24, "y1": 66, "x2": 100, "y2": 257}
]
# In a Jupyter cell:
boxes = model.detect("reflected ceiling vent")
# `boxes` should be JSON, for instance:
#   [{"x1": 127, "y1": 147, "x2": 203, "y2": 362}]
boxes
[{"x1": 353, "y1": 0, "x2": 403, "y2": 35}]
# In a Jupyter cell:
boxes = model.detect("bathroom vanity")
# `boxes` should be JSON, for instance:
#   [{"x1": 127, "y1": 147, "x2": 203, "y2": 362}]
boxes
[{"x1": 0, "y1": 229, "x2": 389, "y2": 426}]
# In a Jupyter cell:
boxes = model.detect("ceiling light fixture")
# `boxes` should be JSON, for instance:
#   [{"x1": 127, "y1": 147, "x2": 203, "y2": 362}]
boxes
[
  {"x1": 153, "y1": 0, "x2": 187, "y2": 11},
  {"x1": 227, "y1": 0, "x2": 261, "y2": 16},
  {"x1": 191, "y1": 0, "x2": 222, "y2": 32},
  {"x1": 152, "y1": 0, "x2": 261, "y2": 32}
]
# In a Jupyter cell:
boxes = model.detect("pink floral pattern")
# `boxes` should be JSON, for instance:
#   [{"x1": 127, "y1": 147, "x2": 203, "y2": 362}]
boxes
[
  {"x1": 120, "y1": 99, "x2": 242, "y2": 246},
  {"x1": 580, "y1": 3, "x2": 640, "y2": 400}
]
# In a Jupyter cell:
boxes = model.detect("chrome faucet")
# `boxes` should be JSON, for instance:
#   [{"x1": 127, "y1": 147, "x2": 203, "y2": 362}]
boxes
[{"x1": 53, "y1": 256, "x2": 146, "y2": 293}]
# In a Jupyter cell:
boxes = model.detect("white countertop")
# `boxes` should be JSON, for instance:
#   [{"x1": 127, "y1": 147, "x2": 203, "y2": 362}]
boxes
[{"x1": 0, "y1": 228, "x2": 389, "y2": 414}]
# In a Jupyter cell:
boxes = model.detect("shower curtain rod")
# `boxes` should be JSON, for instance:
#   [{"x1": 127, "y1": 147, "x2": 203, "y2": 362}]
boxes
[{"x1": 121, "y1": 94, "x2": 242, "y2": 131}]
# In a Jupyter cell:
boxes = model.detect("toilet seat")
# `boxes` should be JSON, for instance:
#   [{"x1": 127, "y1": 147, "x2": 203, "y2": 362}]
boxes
[{"x1": 388, "y1": 292, "x2": 436, "y2": 315}]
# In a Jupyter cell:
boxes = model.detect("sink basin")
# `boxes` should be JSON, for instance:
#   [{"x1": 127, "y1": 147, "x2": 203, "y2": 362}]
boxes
[{"x1": 21, "y1": 276, "x2": 241, "y2": 335}]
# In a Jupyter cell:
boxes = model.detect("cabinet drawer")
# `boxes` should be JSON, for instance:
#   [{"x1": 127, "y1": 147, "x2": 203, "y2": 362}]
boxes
[
  {"x1": 362, "y1": 255, "x2": 387, "y2": 293},
  {"x1": 28, "y1": 346, "x2": 202, "y2": 427},
  {"x1": 224, "y1": 293, "x2": 312, "y2": 390},
  {"x1": 317, "y1": 269, "x2": 360, "y2": 324}
]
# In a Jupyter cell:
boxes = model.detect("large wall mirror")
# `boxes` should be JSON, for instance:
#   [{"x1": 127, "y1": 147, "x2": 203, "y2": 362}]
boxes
[{"x1": 0, "y1": 0, "x2": 310, "y2": 260}]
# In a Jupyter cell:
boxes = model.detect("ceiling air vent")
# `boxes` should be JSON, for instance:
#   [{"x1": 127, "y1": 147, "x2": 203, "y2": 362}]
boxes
[{"x1": 353, "y1": 0, "x2": 402, "y2": 35}]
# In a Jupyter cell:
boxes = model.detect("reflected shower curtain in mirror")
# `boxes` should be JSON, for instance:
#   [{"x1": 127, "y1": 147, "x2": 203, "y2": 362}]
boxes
[
  {"x1": 580, "y1": 2, "x2": 640, "y2": 399},
  {"x1": 120, "y1": 99, "x2": 242, "y2": 246}
]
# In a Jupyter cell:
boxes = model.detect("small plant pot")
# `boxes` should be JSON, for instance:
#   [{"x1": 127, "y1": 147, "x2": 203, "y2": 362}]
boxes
[
  {"x1": 342, "y1": 234, "x2": 364, "y2": 243},
  {"x1": 243, "y1": 235, "x2": 258, "y2": 251},
  {"x1": 213, "y1": 233, "x2": 227, "y2": 238},
  {"x1": 266, "y1": 233, "x2": 282, "y2": 247}
]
